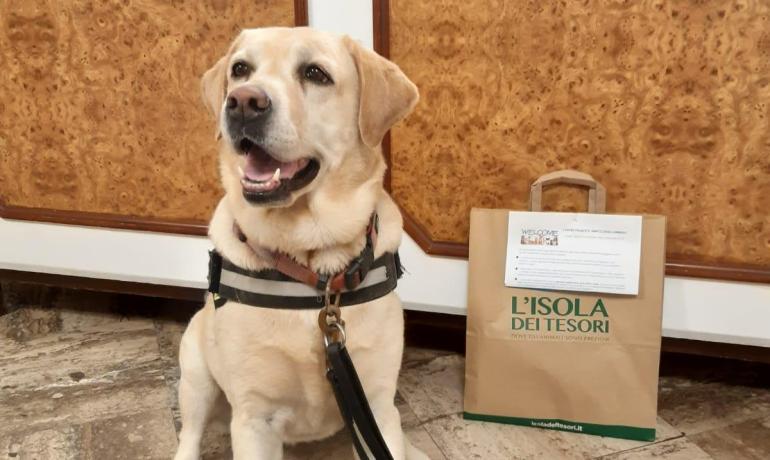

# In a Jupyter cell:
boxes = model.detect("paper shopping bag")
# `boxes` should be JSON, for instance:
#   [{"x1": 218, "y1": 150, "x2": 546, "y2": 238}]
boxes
[{"x1": 463, "y1": 170, "x2": 666, "y2": 441}]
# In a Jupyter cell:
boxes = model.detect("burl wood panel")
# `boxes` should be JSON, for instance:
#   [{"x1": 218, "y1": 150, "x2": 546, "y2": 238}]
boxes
[
  {"x1": 0, "y1": 0, "x2": 294, "y2": 223},
  {"x1": 389, "y1": 0, "x2": 770, "y2": 268}
]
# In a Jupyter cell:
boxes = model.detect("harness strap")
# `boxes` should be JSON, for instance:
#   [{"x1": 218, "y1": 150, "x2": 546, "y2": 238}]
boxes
[
  {"x1": 233, "y1": 214, "x2": 379, "y2": 292},
  {"x1": 207, "y1": 250, "x2": 402, "y2": 309}
]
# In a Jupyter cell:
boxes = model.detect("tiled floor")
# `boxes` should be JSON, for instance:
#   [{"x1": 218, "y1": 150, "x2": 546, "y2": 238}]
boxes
[{"x1": 1, "y1": 287, "x2": 769, "y2": 459}]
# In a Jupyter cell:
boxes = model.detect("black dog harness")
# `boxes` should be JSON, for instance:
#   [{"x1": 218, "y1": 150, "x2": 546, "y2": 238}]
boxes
[
  {"x1": 207, "y1": 250, "x2": 402, "y2": 309},
  {"x1": 207, "y1": 214, "x2": 399, "y2": 459}
]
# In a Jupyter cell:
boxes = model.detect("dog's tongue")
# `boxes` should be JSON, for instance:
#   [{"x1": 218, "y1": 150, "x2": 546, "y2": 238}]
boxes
[
  {"x1": 243, "y1": 147, "x2": 307, "y2": 181},
  {"x1": 244, "y1": 148, "x2": 283, "y2": 181}
]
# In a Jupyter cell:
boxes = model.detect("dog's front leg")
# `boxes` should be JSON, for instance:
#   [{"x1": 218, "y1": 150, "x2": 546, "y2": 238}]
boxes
[
  {"x1": 230, "y1": 410, "x2": 283, "y2": 460},
  {"x1": 174, "y1": 315, "x2": 221, "y2": 460},
  {"x1": 366, "y1": 396, "x2": 407, "y2": 460},
  {"x1": 367, "y1": 396, "x2": 430, "y2": 460}
]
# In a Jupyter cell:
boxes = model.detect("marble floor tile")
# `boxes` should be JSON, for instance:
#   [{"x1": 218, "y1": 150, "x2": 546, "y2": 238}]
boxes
[
  {"x1": 1, "y1": 317, "x2": 160, "y2": 390},
  {"x1": 0, "y1": 409, "x2": 178, "y2": 460},
  {"x1": 1, "y1": 359, "x2": 170, "y2": 437},
  {"x1": 0, "y1": 305, "x2": 168, "y2": 437},
  {"x1": 153, "y1": 317, "x2": 188, "y2": 432},
  {"x1": 688, "y1": 415, "x2": 770, "y2": 460},
  {"x1": 1, "y1": 425, "x2": 80, "y2": 460},
  {"x1": 396, "y1": 389, "x2": 423, "y2": 429},
  {"x1": 154, "y1": 317, "x2": 187, "y2": 366},
  {"x1": 3, "y1": 296, "x2": 769, "y2": 460},
  {"x1": 398, "y1": 354, "x2": 465, "y2": 420},
  {"x1": 599, "y1": 437, "x2": 713, "y2": 460},
  {"x1": 421, "y1": 412, "x2": 568, "y2": 459},
  {"x1": 657, "y1": 356, "x2": 770, "y2": 435},
  {"x1": 78, "y1": 408, "x2": 178, "y2": 459},
  {"x1": 406, "y1": 425, "x2": 447, "y2": 460},
  {"x1": 1, "y1": 307, "x2": 61, "y2": 342}
]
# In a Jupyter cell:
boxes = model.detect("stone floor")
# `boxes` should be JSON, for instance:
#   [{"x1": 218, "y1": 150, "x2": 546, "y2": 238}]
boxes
[{"x1": 1, "y1": 286, "x2": 769, "y2": 459}]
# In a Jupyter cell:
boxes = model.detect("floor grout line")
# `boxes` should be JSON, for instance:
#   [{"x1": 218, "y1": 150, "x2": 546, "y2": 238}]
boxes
[
  {"x1": 414, "y1": 411, "x2": 463, "y2": 428},
  {"x1": 423, "y1": 425, "x2": 452, "y2": 460},
  {"x1": 397, "y1": 377, "x2": 458, "y2": 460},
  {"x1": 414, "y1": 412, "x2": 461, "y2": 460}
]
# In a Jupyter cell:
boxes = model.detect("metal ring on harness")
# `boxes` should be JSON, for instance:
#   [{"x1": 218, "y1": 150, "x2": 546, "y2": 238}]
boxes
[
  {"x1": 323, "y1": 321, "x2": 347, "y2": 348},
  {"x1": 319, "y1": 282, "x2": 345, "y2": 346},
  {"x1": 324, "y1": 284, "x2": 341, "y2": 312}
]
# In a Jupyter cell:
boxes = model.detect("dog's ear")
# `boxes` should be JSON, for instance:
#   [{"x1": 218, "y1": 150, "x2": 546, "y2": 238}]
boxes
[
  {"x1": 344, "y1": 36, "x2": 419, "y2": 148},
  {"x1": 201, "y1": 55, "x2": 229, "y2": 138}
]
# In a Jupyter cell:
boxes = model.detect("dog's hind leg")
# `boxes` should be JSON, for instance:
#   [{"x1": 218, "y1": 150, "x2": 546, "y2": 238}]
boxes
[{"x1": 174, "y1": 313, "x2": 221, "y2": 460}]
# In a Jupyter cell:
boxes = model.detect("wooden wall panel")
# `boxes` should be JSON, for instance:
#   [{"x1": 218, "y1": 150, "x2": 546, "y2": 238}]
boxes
[
  {"x1": 0, "y1": 0, "x2": 301, "y2": 232},
  {"x1": 387, "y1": 0, "x2": 770, "y2": 275}
]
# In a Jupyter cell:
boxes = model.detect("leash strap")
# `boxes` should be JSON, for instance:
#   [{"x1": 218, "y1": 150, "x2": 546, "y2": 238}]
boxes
[{"x1": 326, "y1": 342, "x2": 394, "y2": 460}]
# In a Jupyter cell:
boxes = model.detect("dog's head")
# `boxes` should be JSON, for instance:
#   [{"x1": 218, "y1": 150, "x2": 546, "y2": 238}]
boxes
[{"x1": 201, "y1": 27, "x2": 418, "y2": 208}]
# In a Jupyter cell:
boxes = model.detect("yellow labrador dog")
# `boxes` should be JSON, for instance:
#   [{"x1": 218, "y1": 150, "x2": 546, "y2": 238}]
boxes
[{"x1": 173, "y1": 28, "x2": 424, "y2": 460}]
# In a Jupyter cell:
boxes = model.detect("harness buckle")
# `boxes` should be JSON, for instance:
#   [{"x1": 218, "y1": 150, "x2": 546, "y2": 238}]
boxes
[
  {"x1": 343, "y1": 231, "x2": 375, "y2": 290},
  {"x1": 207, "y1": 251, "x2": 223, "y2": 293}
]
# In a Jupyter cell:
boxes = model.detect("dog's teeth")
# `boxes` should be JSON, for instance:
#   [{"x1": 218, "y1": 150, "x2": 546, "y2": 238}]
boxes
[{"x1": 272, "y1": 168, "x2": 281, "y2": 181}]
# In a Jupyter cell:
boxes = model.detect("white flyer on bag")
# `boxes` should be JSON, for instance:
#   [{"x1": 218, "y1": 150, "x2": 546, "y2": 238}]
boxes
[{"x1": 504, "y1": 212, "x2": 643, "y2": 295}]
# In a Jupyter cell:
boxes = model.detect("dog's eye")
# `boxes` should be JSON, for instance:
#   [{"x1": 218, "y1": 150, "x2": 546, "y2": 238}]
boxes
[
  {"x1": 303, "y1": 64, "x2": 332, "y2": 85},
  {"x1": 231, "y1": 61, "x2": 251, "y2": 79}
]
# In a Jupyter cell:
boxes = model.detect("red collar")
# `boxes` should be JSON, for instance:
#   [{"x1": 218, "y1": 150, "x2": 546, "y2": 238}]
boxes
[{"x1": 233, "y1": 214, "x2": 379, "y2": 292}]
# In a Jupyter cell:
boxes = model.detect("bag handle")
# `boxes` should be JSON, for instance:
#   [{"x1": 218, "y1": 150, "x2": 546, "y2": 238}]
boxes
[{"x1": 529, "y1": 169, "x2": 606, "y2": 213}]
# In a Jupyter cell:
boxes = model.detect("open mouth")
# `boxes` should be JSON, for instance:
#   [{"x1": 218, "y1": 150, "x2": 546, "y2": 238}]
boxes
[{"x1": 236, "y1": 138, "x2": 320, "y2": 204}]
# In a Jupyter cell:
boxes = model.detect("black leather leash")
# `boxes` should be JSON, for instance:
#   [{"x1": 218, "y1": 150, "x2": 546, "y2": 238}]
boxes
[
  {"x1": 319, "y1": 289, "x2": 394, "y2": 459},
  {"x1": 326, "y1": 342, "x2": 394, "y2": 460}
]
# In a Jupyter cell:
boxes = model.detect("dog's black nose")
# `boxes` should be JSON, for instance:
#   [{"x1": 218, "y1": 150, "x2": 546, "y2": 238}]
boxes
[{"x1": 226, "y1": 86, "x2": 271, "y2": 119}]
